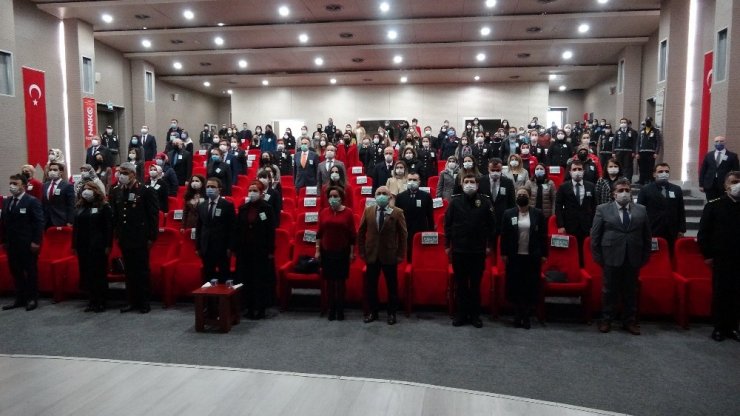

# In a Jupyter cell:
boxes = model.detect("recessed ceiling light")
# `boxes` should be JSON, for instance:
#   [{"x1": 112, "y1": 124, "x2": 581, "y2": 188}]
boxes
[
  {"x1": 278, "y1": 5, "x2": 290, "y2": 17},
  {"x1": 203, "y1": 81, "x2": 211, "y2": 87},
  {"x1": 393, "y1": 55, "x2": 403, "y2": 64},
  {"x1": 559, "y1": 85, "x2": 567, "y2": 91},
  {"x1": 142, "y1": 27, "x2": 148, "y2": 30},
  {"x1": 598, "y1": 0, "x2": 609, "y2": 3},
  {"x1": 480, "y1": 27, "x2": 491, "y2": 36},
  {"x1": 578, "y1": 23, "x2": 590, "y2": 33},
  {"x1": 299, "y1": 33, "x2": 309, "y2": 43},
  {"x1": 227, "y1": 89, "x2": 233, "y2": 94},
  {"x1": 141, "y1": 39, "x2": 151, "y2": 48},
  {"x1": 486, "y1": 0, "x2": 497, "y2": 7},
  {"x1": 102, "y1": 14, "x2": 113, "y2": 24},
  {"x1": 562, "y1": 50, "x2": 573, "y2": 60},
  {"x1": 476, "y1": 53, "x2": 486, "y2": 61},
  {"x1": 314, "y1": 57, "x2": 324, "y2": 66},
  {"x1": 183, "y1": 10, "x2": 194, "y2": 20},
  {"x1": 549, "y1": 74, "x2": 557, "y2": 80},
  {"x1": 330, "y1": 78, "x2": 337, "y2": 84},
  {"x1": 217, "y1": 22, "x2": 225, "y2": 27},
  {"x1": 474, "y1": 75, "x2": 480, "y2": 81},
  {"x1": 262, "y1": 80, "x2": 269, "y2": 86},
  {"x1": 400, "y1": 76, "x2": 408, "y2": 83},
  {"x1": 238, "y1": 60, "x2": 248, "y2": 68},
  {"x1": 173, "y1": 62, "x2": 183, "y2": 70},
  {"x1": 387, "y1": 30, "x2": 397, "y2": 40},
  {"x1": 214, "y1": 36, "x2": 224, "y2": 46},
  {"x1": 379, "y1": 2, "x2": 390, "y2": 12}
]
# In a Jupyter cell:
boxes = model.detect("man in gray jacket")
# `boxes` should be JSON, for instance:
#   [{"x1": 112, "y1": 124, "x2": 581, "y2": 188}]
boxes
[{"x1": 590, "y1": 178, "x2": 652, "y2": 335}]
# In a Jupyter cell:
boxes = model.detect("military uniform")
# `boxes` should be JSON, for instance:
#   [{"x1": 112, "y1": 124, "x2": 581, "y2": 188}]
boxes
[
  {"x1": 637, "y1": 127, "x2": 663, "y2": 184},
  {"x1": 101, "y1": 132, "x2": 120, "y2": 165},
  {"x1": 614, "y1": 127, "x2": 637, "y2": 180}
]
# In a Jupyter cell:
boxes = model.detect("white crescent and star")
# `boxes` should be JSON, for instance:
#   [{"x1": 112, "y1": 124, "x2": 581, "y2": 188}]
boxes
[{"x1": 28, "y1": 84, "x2": 42, "y2": 106}]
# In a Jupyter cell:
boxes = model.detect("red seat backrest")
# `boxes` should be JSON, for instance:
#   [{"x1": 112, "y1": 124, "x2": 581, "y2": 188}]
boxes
[
  {"x1": 543, "y1": 235, "x2": 582, "y2": 282},
  {"x1": 39, "y1": 227, "x2": 73, "y2": 261},
  {"x1": 275, "y1": 228, "x2": 292, "y2": 269},
  {"x1": 411, "y1": 232, "x2": 447, "y2": 270},
  {"x1": 547, "y1": 216, "x2": 558, "y2": 235},
  {"x1": 179, "y1": 229, "x2": 201, "y2": 265},
  {"x1": 640, "y1": 237, "x2": 672, "y2": 279},
  {"x1": 280, "y1": 175, "x2": 295, "y2": 188},
  {"x1": 151, "y1": 228, "x2": 181, "y2": 261},
  {"x1": 427, "y1": 176, "x2": 439, "y2": 195},
  {"x1": 674, "y1": 238, "x2": 711, "y2": 280},
  {"x1": 582, "y1": 236, "x2": 602, "y2": 278},
  {"x1": 282, "y1": 198, "x2": 296, "y2": 213},
  {"x1": 292, "y1": 230, "x2": 319, "y2": 264}
]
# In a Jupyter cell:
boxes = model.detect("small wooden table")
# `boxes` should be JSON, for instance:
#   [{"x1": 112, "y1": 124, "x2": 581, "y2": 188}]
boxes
[{"x1": 192, "y1": 285, "x2": 241, "y2": 333}]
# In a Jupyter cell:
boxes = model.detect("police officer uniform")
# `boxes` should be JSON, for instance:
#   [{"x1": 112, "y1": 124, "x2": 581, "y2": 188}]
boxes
[
  {"x1": 416, "y1": 146, "x2": 438, "y2": 187},
  {"x1": 637, "y1": 121, "x2": 663, "y2": 185},
  {"x1": 614, "y1": 126, "x2": 637, "y2": 181},
  {"x1": 597, "y1": 127, "x2": 614, "y2": 170},
  {"x1": 101, "y1": 127, "x2": 120, "y2": 165}
]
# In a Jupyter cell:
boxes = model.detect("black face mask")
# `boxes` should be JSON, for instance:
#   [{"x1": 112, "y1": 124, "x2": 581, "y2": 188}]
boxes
[{"x1": 516, "y1": 196, "x2": 529, "y2": 207}]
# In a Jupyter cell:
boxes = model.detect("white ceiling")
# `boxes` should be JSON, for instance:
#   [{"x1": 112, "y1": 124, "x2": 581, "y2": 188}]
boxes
[{"x1": 33, "y1": 0, "x2": 661, "y2": 97}]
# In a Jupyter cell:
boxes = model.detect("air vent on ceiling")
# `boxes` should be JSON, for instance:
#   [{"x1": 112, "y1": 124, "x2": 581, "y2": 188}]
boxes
[
  {"x1": 171, "y1": 39, "x2": 184, "y2": 44},
  {"x1": 537, "y1": 0, "x2": 558, "y2": 3},
  {"x1": 199, "y1": 62, "x2": 212, "y2": 66},
  {"x1": 325, "y1": 4, "x2": 343, "y2": 12},
  {"x1": 135, "y1": 14, "x2": 150, "y2": 20},
  {"x1": 363, "y1": 78, "x2": 373, "y2": 82},
  {"x1": 526, "y1": 26, "x2": 542, "y2": 33},
  {"x1": 352, "y1": 57, "x2": 364, "y2": 63},
  {"x1": 509, "y1": 75, "x2": 521, "y2": 79},
  {"x1": 339, "y1": 32, "x2": 354, "y2": 39},
  {"x1": 517, "y1": 53, "x2": 531, "y2": 58}
]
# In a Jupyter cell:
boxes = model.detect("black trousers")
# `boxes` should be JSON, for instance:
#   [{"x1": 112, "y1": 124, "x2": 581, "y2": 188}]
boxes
[
  {"x1": 452, "y1": 252, "x2": 485, "y2": 319},
  {"x1": 364, "y1": 261, "x2": 398, "y2": 314},
  {"x1": 704, "y1": 179, "x2": 725, "y2": 202},
  {"x1": 78, "y1": 249, "x2": 108, "y2": 307},
  {"x1": 637, "y1": 152, "x2": 656, "y2": 184},
  {"x1": 237, "y1": 252, "x2": 274, "y2": 312},
  {"x1": 120, "y1": 245, "x2": 150, "y2": 308},
  {"x1": 505, "y1": 254, "x2": 541, "y2": 314},
  {"x1": 615, "y1": 151, "x2": 634, "y2": 181},
  {"x1": 7, "y1": 242, "x2": 38, "y2": 304},
  {"x1": 201, "y1": 249, "x2": 231, "y2": 283},
  {"x1": 712, "y1": 259, "x2": 740, "y2": 333},
  {"x1": 602, "y1": 264, "x2": 639, "y2": 324}
]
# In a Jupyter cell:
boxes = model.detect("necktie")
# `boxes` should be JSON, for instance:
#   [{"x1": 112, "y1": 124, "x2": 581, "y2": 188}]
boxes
[
  {"x1": 301, "y1": 152, "x2": 307, "y2": 168},
  {"x1": 9, "y1": 197, "x2": 18, "y2": 212},
  {"x1": 377, "y1": 208, "x2": 385, "y2": 231},
  {"x1": 328, "y1": 161, "x2": 333, "y2": 172},
  {"x1": 48, "y1": 180, "x2": 57, "y2": 200},
  {"x1": 663, "y1": 186, "x2": 669, "y2": 198},
  {"x1": 492, "y1": 181, "x2": 499, "y2": 202},
  {"x1": 576, "y1": 182, "x2": 582, "y2": 205},
  {"x1": 208, "y1": 201, "x2": 216, "y2": 218},
  {"x1": 716, "y1": 151, "x2": 722, "y2": 167},
  {"x1": 621, "y1": 206, "x2": 630, "y2": 228}
]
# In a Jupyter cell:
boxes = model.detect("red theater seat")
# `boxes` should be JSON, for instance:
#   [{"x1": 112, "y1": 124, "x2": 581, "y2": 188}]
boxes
[
  {"x1": 672, "y1": 238, "x2": 712, "y2": 328},
  {"x1": 149, "y1": 228, "x2": 182, "y2": 298},
  {"x1": 278, "y1": 231, "x2": 327, "y2": 312},
  {"x1": 638, "y1": 237, "x2": 680, "y2": 323},
  {"x1": 162, "y1": 229, "x2": 201, "y2": 307},
  {"x1": 406, "y1": 232, "x2": 449, "y2": 314},
  {"x1": 540, "y1": 234, "x2": 592, "y2": 322},
  {"x1": 37, "y1": 227, "x2": 75, "y2": 296}
]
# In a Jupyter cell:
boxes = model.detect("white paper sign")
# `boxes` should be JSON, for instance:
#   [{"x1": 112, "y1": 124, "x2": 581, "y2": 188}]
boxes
[
  {"x1": 550, "y1": 234, "x2": 570, "y2": 248},
  {"x1": 651, "y1": 238, "x2": 659, "y2": 252},
  {"x1": 304, "y1": 212, "x2": 319, "y2": 223},
  {"x1": 432, "y1": 198, "x2": 444, "y2": 209},
  {"x1": 421, "y1": 232, "x2": 439, "y2": 245},
  {"x1": 198, "y1": 150, "x2": 206, "y2": 156},
  {"x1": 361, "y1": 186, "x2": 373, "y2": 195},
  {"x1": 356, "y1": 176, "x2": 368, "y2": 185},
  {"x1": 190, "y1": 228, "x2": 197, "y2": 240},
  {"x1": 173, "y1": 210, "x2": 183, "y2": 220},
  {"x1": 549, "y1": 166, "x2": 561, "y2": 174},
  {"x1": 303, "y1": 197, "x2": 317, "y2": 207},
  {"x1": 247, "y1": 160, "x2": 253, "y2": 168},
  {"x1": 303, "y1": 230, "x2": 317, "y2": 243},
  {"x1": 420, "y1": 187, "x2": 431, "y2": 193},
  {"x1": 247, "y1": 154, "x2": 256, "y2": 161},
  {"x1": 365, "y1": 198, "x2": 377, "y2": 207},
  {"x1": 306, "y1": 186, "x2": 318, "y2": 196},
  {"x1": 351, "y1": 166, "x2": 363, "y2": 174}
]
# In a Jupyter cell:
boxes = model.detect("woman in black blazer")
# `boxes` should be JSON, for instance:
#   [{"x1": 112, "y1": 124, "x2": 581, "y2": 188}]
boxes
[
  {"x1": 499, "y1": 187, "x2": 548, "y2": 329},
  {"x1": 72, "y1": 182, "x2": 114, "y2": 312},
  {"x1": 234, "y1": 181, "x2": 276, "y2": 320}
]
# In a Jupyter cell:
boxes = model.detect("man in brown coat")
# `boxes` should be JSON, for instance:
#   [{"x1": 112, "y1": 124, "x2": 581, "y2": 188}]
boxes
[{"x1": 358, "y1": 186, "x2": 407, "y2": 325}]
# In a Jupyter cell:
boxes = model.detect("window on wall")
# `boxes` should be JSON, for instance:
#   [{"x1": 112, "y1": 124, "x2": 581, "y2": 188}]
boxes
[
  {"x1": 716, "y1": 28, "x2": 728, "y2": 82},
  {"x1": 145, "y1": 70, "x2": 154, "y2": 102},
  {"x1": 0, "y1": 51, "x2": 14, "y2": 96},
  {"x1": 82, "y1": 56, "x2": 94, "y2": 94},
  {"x1": 617, "y1": 59, "x2": 625, "y2": 94},
  {"x1": 658, "y1": 39, "x2": 668, "y2": 82}
]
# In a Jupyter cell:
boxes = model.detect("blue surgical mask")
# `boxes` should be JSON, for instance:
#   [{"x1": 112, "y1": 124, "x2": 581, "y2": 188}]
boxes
[
  {"x1": 206, "y1": 188, "x2": 218, "y2": 200},
  {"x1": 715, "y1": 143, "x2": 725, "y2": 151},
  {"x1": 328, "y1": 197, "x2": 341, "y2": 209},
  {"x1": 535, "y1": 169, "x2": 546, "y2": 178},
  {"x1": 211, "y1": 155, "x2": 220, "y2": 161},
  {"x1": 131, "y1": 139, "x2": 139, "y2": 145},
  {"x1": 375, "y1": 194, "x2": 389, "y2": 207}
]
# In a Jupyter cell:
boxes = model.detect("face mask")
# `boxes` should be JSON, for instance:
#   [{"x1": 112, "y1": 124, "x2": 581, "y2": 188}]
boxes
[
  {"x1": 509, "y1": 133, "x2": 517, "y2": 138},
  {"x1": 557, "y1": 134, "x2": 565, "y2": 140},
  {"x1": 262, "y1": 158, "x2": 270, "y2": 164},
  {"x1": 277, "y1": 144, "x2": 285, "y2": 151},
  {"x1": 206, "y1": 188, "x2": 219, "y2": 200},
  {"x1": 385, "y1": 155, "x2": 393, "y2": 163},
  {"x1": 91, "y1": 140, "x2": 99, "y2": 146},
  {"x1": 448, "y1": 130, "x2": 456, "y2": 137},
  {"x1": 213, "y1": 137, "x2": 220, "y2": 144},
  {"x1": 715, "y1": 143, "x2": 725, "y2": 151},
  {"x1": 395, "y1": 168, "x2": 405, "y2": 176},
  {"x1": 607, "y1": 167, "x2": 620, "y2": 176},
  {"x1": 155, "y1": 159, "x2": 164, "y2": 166},
  {"x1": 463, "y1": 161, "x2": 473, "y2": 169},
  {"x1": 81, "y1": 189, "x2": 95, "y2": 201},
  {"x1": 325, "y1": 150, "x2": 335, "y2": 159},
  {"x1": 521, "y1": 148, "x2": 530, "y2": 155},
  {"x1": 447, "y1": 162, "x2": 457, "y2": 171},
  {"x1": 461, "y1": 140, "x2": 468, "y2": 146},
  {"x1": 422, "y1": 141, "x2": 430, "y2": 148},
  {"x1": 301, "y1": 130, "x2": 308, "y2": 136},
  {"x1": 619, "y1": 123, "x2": 627, "y2": 129},
  {"x1": 48, "y1": 170, "x2": 60, "y2": 180},
  {"x1": 141, "y1": 129, "x2": 148, "y2": 134},
  {"x1": 170, "y1": 135, "x2": 178, "y2": 142},
  {"x1": 180, "y1": 133, "x2": 188, "y2": 139},
  {"x1": 219, "y1": 145, "x2": 228, "y2": 152},
  {"x1": 489, "y1": 171, "x2": 501, "y2": 180},
  {"x1": 444, "y1": 122, "x2": 449, "y2": 127},
  {"x1": 516, "y1": 195, "x2": 529, "y2": 207},
  {"x1": 230, "y1": 142, "x2": 238, "y2": 149},
  {"x1": 118, "y1": 174, "x2": 131, "y2": 185},
  {"x1": 259, "y1": 178, "x2": 269, "y2": 186},
  {"x1": 256, "y1": 129, "x2": 262, "y2": 134},
  {"x1": 129, "y1": 153, "x2": 136, "y2": 160},
  {"x1": 404, "y1": 153, "x2": 413, "y2": 160},
  {"x1": 605, "y1": 129, "x2": 612, "y2": 134},
  {"x1": 535, "y1": 169, "x2": 546, "y2": 178},
  {"x1": 564, "y1": 129, "x2": 572, "y2": 134},
  {"x1": 571, "y1": 171, "x2": 584, "y2": 181},
  {"x1": 615, "y1": 191, "x2": 631, "y2": 205},
  {"x1": 375, "y1": 194, "x2": 389, "y2": 207},
  {"x1": 730, "y1": 182, "x2": 740, "y2": 198},
  {"x1": 106, "y1": 129, "x2": 112, "y2": 134},
  {"x1": 373, "y1": 138, "x2": 380, "y2": 144},
  {"x1": 191, "y1": 181, "x2": 202, "y2": 190},
  {"x1": 509, "y1": 160, "x2": 519, "y2": 168},
  {"x1": 131, "y1": 139, "x2": 139, "y2": 145},
  {"x1": 211, "y1": 155, "x2": 220, "y2": 162},
  {"x1": 330, "y1": 172, "x2": 340, "y2": 182},
  {"x1": 656, "y1": 172, "x2": 670, "y2": 182},
  {"x1": 405, "y1": 180, "x2": 419, "y2": 191},
  {"x1": 463, "y1": 183, "x2": 477, "y2": 195},
  {"x1": 424, "y1": 130, "x2": 431, "y2": 136},
  {"x1": 328, "y1": 196, "x2": 341, "y2": 209},
  {"x1": 22, "y1": 171, "x2": 31, "y2": 179},
  {"x1": 8, "y1": 184, "x2": 20, "y2": 196},
  {"x1": 171, "y1": 123, "x2": 177, "y2": 129},
  {"x1": 149, "y1": 170, "x2": 158, "y2": 178}
]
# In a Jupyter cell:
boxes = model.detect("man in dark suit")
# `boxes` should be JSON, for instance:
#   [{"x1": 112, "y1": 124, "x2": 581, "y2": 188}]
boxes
[
  {"x1": 138, "y1": 125, "x2": 157, "y2": 161},
  {"x1": 293, "y1": 137, "x2": 320, "y2": 190},
  {"x1": 371, "y1": 147, "x2": 395, "y2": 193},
  {"x1": 1, "y1": 174, "x2": 44, "y2": 311},
  {"x1": 636, "y1": 163, "x2": 686, "y2": 254},
  {"x1": 394, "y1": 172, "x2": 434, "y2": 261},
  {"x1": 478, "y1": 158, "x2": 515, "y2": 232},
  {"x1": 196, "y1": 178, "x2": 235, "y2": 282},
  {"x1": 697, "y1": 171, "x2": 740, "y2": 342},
  {"x1": 591, "y1": 178, "x2": 652, "y2": 335},
  {"x1": 358, "y1": 186, "x2": 407, "y2": 325},
  {"x1": 85, "y1": 135, "x2": 110, "y2": 167},
  {"x1": 110, "y1": 162, "x2": 159, "y2": 313},
  {"x1": 699, "y1": 136, "x2": 740, "y2": 201},
  {"x1": 168, "y1": 138, "x2": 192, "y2": 186},
  {"x1": 42, "y1": 162, "x2": 75, "y2": 228},
  {"x1": 317, "y1": 145, "x2": 346, "y2": 189},
  {"x1": 555, "y1": 160, "x2": 597, "y2": 265}
]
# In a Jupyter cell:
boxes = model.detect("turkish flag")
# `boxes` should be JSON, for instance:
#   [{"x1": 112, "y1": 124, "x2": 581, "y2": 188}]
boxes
[
  {"x1": 22, "y1": 67, "x2": 49, "y2": 167},
  {"x1": 698, "y1": 51, "x2": 713, "y2": 170}
]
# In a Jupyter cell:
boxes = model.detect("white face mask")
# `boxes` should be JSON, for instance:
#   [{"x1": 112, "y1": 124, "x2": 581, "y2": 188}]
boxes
[
  {"x1": 571, "y1": 171, "x2": 584, "y2": 181},
  {"x1": 325, "y1": 150, "x2": 335, "y2": 159},
  {"x1": 405, "y1": 153, "x2": 413, "y2": 160},
  {"x1": 509, "y1": 160, "x2": 520, "y2": 168},
  {"x1": 615, "y1": 191, "x2": 631, "y2": 205},
  {"x1": 330, "y1": 172, "x2": 340, "y2": 181},
  {"x1": 320, "y1": 141, "x2": 326, "y2": 146},
  {"x1": 557, "y1": 134, "x2": 565, "y2": 140},
  {"x1": 489, "y1": 171, "x2": 501, "y2": 180},
  {"x1": 219, "y1": 145, "x2": 228, "y2": 152},
  {"x1": 141, "y1": 128, "x2": 148, "y2": 134},
  {"x1": 447, "y1": 162, "x2": 457, "y2": 170},
  {"x1": 656, "y1": 172, "x2": 670, "y2": 182},
  {"x1": 521, "y1": 148, "x2": 530, "y2": 155},
  {"x1": 129, "y1": 154, "x2": 136, "y2": 160},
  {"x1": 48, "y1": 170, "x2": 60, "y2": 180},
  {"x1": 463, "y1": 161, "x2": 473, "y2": 169},
  {"x1": 191, "y1": 181, "x2": 202, "y2": 190},
  {"x1": 259, "y1": 178, "x2": 269, "y2": 186},
  {"x1": 247, "y1": 191, "x2": 260, "y2": 202},
  {"x1": 91, "y1": 140, "x2": 99, "y2": 146},
  {"x1": 463, "y1": 183, "x2": 477, "y2": 195},
  {"x1": 729, "y1": 182, "x2": 740, "y2": 197},
  {"x1": 385, "y1": 155, "x2": 393, "y2": 163},
  {"x1": 620, "y1": 123, "x2": 627, "y2": 129},
  {"x1": 8, "y1": 184, "x2": 21, "y2": 195},
  {"x1": 373, "y1": 138, "x2": 380, "y2": 144},
  {"x1": 607, "y1": 167, "x2": 620, "y2": 176},
  {"x1": 395, "y1": 168, "x2": 405, "y2": 176},
  {"x1": 149, "y1": 170, "x2": 158, "y2": 178},
  {"x1": 81, "y1": 189, "x2": 95, "y2": 201},
  {"x1": 105, "y1": 129, "x2": 112, "y2": 134},
  {"x1": 118, "y1": 174, "x2": 131, "y2": 185}
]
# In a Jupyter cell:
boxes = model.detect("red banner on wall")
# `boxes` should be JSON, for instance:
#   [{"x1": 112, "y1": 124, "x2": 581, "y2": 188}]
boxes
[
  {"x1": 22, "y1": 67, "x2": 49, "y2": 167},
  {"x1": 82, "y1": 97, "x2": 97, "y2": 147},
  {"x1": 699, "y1": 51, "x2": 713, "y2": 171}
]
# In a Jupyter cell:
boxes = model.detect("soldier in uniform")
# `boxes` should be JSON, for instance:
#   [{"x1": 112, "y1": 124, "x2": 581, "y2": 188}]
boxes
[
  {"x1": 417, "y1": 132, "x2": 438, "y2": 187},
  {"x1": 101, "y1": 125, "x2": 120, "y2": 165},
  {"x1": 274, "y1": 138, "x2": 293, "y2": 176},
  {"x1": 110, "y1": 162, "x2": 159, "y2": 314},
  {"x1": 597, "y1": 123, "x2": 614, "y2": 171},
  {"x1": 614, "y1": 117, "x2": 638, "y2": 182},
  {"x1": 636, "y1": 117, "x2": 663, "y2": 185}
]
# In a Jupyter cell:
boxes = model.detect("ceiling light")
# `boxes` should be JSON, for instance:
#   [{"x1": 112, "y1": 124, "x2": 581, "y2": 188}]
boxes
[
  {"x1": 217, "y1": 22, "x2": 225, "y2": 27},
  {"x1": 314, "y1": 57, "x2": 324, "y2": 66},
  {"x1": 330, "y1": 78, "x2": 337, "y2": 84},
  {"x1": 299, "y1": 33, "x2": 309, "y2": 43},
  {"x1": 203, "y1": 81, "x2": 211, "y2": 87},
  {"x1": 400, "y1": 76, "x2": 408, "y2": 83},
  {"x1": 476, "y1": 53, "x2": 486, "y2": 61},
  {"x1": 173, "y1": 62, "x2": 182, "y2": 70},
  {"x1": 474, "y1": 75, "x2": 480, "y2": 81},
  {"x1": 480, "y1": 27, "x2": 491, "y2": 36},
  {"x1": 598, "y1": 0, "x2": 609, "y2": 3},
  {"x1": 214, "y1": 36, "x2": 224, "y2": 46},
  {"x1": 578, "y1": 23, "x2": 590, "y2": 33},
  {"x1": 141, "y1": 39, "x2": 151, "y2": 48},
  {"x1": 183, "y1": 10, "x2": 194, "y2": 20},
  {"x1": 379, "y1": 2, "x2": 390, "y2": 12},
  {"x1": 559, "y1": 85, "x2": 567, "y2": 91},
  {"x1": 238, "y1": 60, "x2": 248, "y2": 68},
  {"x1": 486, "y1": 0, "x2": 497, "y2": 8},
  {"x1": 393, "y1": 55, "x2": 403, "y2": 64},
  {"x1": 562, "y1": 50, "x2": 573, "y2": 60},
  {"x1": 278, "y1": 5, "x2": 290, "y2": 17},
  {"x1": 549, "y1": 74, "x2": 557, "y2": 80},
  {"x1": 102, "y1": 14, "x2": 113, "y2": 24},
  {"x1": 262, "y1": 80, "x2": 269, "y2": 86},
  {"x1": 227, "y1": 89, "x2": 233, "y2": 94},
  {"x1": 387, "y1": 30, "x2": 397, "y2": 40}
]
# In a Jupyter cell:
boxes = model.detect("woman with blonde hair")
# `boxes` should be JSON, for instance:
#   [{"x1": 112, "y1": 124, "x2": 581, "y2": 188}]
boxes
[
  {"x1": 386, "y1": 160, "x2": 409, "y2": 196},
  {"x1": 505, "y1": 154, "x2": 529, "y2": 187}
]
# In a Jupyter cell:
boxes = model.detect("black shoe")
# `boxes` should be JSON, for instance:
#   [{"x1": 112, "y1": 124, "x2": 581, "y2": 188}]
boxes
[
  {"x1": 471, "y1": 317, "x2": 483, "y2": 328},
  {"x1": 452, "y1": 317, "x2": 466, "y2": 327},
  {"x1": 726, "y1": 330, "x2": 740, "y2": 342},
  {"x1": 120, "y1": 305, "x2": 135, "y2": 313},
  {"x1": 522, "y1": 317, "x2": 531, "y2": 330},
  {"x1": 139, "y1": 304, "x2": 151, "y2": 314},
  {"x1": 336, "y1": 310, "x2": 345, "y2": 321},
  {"x1": 2, "y1": 302, "x2": 23, "y2": 311},
  {"x1": 387, "y1": 313, "x2": 397, "y2": 325},
  {"x1": 598, "y1": 321, "x2": 612, "y2": 333},
  {"x1": 711, "y1": 329, "x2": 725, "y2": 342},
  {"x1": 363, "y1": 313, "x2": 378, "y2": 323},
  {"x1": 25, "y1": 300, "x2": 38, "y2": 311},
  {"x1": 94, "y1": 305, "x2": 106, "y2": 313}
]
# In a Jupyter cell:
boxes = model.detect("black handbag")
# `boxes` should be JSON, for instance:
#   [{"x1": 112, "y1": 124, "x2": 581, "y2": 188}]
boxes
[
  {"x1": 293, "y1": 255, "x2": 319, "y2": 274},
  {"x1": 544, "y1": 269, "x2": 567, "y2": 283}
]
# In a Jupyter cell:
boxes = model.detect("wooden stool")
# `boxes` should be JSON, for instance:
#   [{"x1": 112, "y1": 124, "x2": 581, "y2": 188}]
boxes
[{"x1": 192, "y1": 285, "x2": 241, "y2": 333}]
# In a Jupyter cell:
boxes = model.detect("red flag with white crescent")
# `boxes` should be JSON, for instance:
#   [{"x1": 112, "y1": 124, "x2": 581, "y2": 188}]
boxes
[
  {"x1": 698, "y1": 51, "x2": 713, "y2": 170},
  {"x1": 22, "y1": 67, "x2": 49, "y2": 167}
]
